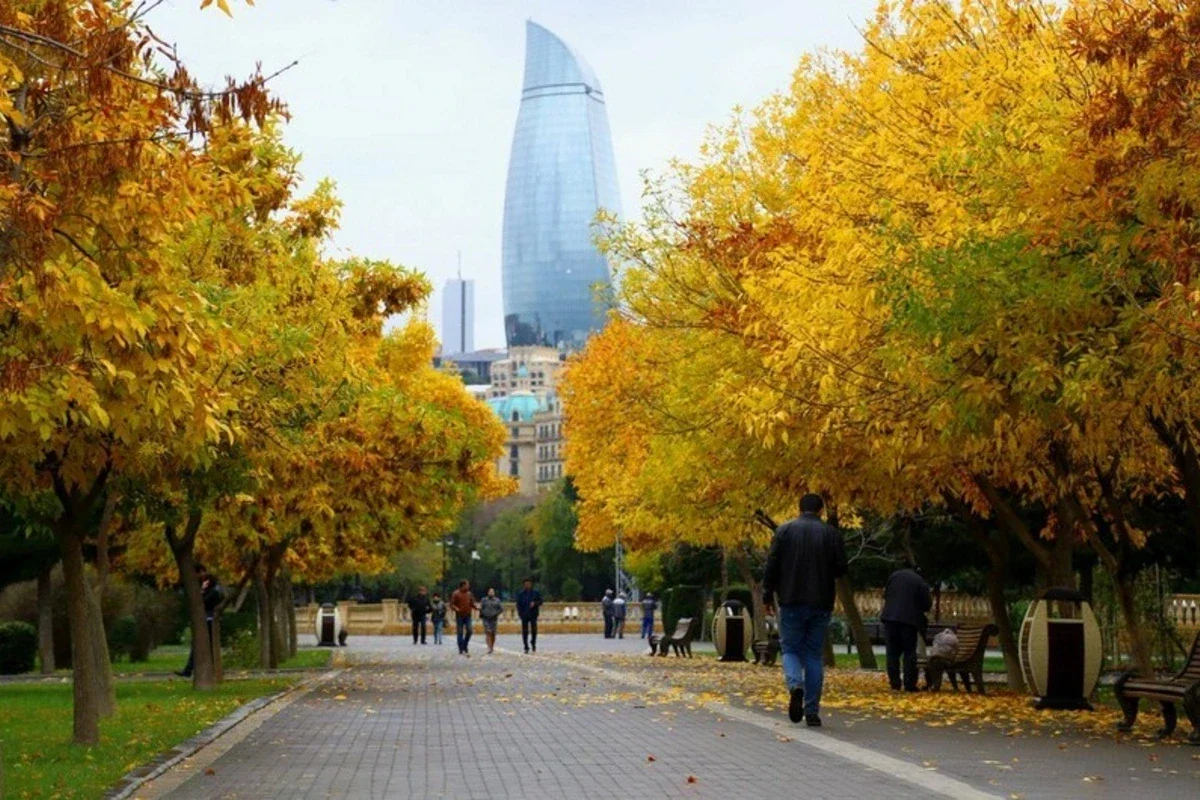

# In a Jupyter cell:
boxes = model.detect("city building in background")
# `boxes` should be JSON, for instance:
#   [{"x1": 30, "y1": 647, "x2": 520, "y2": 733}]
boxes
[
  {"x1": 500, "y1": 20, "x2": 621, "y2": 350},
  {"x1": 486, "y1": 347, "x2": 566, "y2": 496},
  {"x1": 440, "y1": 274, "x2": 475, "y2": 355}
]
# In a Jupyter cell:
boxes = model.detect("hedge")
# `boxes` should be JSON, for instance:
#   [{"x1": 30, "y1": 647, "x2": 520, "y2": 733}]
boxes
[
  {"x1": 0, "y1": 621, "x2": 37, "y2": 675},
  {"x1": 663, "y1": 585, "x2": 705, "y2": 640}
]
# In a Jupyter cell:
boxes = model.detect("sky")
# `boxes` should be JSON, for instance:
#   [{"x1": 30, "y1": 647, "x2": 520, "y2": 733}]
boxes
[{"x1": 150, "y1": 0, "x2": 878, "y2": 349}]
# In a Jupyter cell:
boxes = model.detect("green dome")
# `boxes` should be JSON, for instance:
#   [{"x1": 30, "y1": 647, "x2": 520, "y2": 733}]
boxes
[{"x1": 488, "y1": 391, "x2": 547, "y2": 422}]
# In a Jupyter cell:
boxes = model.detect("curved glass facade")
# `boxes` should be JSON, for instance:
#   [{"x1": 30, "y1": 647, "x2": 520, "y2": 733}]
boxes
[{"x1": 501, "y1": 21, "x2": 621, "y2": 349}]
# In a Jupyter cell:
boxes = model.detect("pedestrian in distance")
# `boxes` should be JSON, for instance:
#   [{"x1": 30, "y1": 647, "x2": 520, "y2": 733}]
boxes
[
  {"x1": 430, "y1": 591, "x2": 447, "y2": 645},
  {"x1": 516, "y1": 577, "x2": 542, "y2": 653},
  {"x1": 479, "y1": 587, "x2": 503, "y2": 654},
  {"x1": 881, "y1": 563, "x2": 932, "y2": 692},
  {"x1": 407, "y1": 585, "x2": 432, "y2": 645},
  {"x1": 176, "y1": 563, "x2": 222, "y2": 678},
  {"x1": 601, "y1": 589, "x2": 615, "y2": 638},
  {"x1": 763, "y1": 493, "x2": 848, "y2": 727},
  {"x1": 612, "y1": 592, "x2": 627, "y2": 639},
  {"x1": 640, "y1": 593, "x2": 658, "y2": 639},
  {"x1": 450, "y1": 579, "x2": 478, "y2": 656}
]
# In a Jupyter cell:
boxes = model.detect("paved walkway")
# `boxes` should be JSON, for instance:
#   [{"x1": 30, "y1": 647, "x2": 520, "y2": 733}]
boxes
[{"x1": 139, "y1": 635, "x2": 1199, "y2": 799}]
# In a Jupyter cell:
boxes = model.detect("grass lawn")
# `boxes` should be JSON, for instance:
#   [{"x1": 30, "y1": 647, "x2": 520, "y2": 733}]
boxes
[
  {"x1": 0, "y1": 677, "x2": 296, "y2": 800},
  {"x1": 104, "y1": 645, "x2": 332, "y2": 675}
]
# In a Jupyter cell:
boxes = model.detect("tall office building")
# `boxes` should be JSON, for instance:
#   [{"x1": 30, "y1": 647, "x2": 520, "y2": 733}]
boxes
[
  {"x1": 501, "y1": 21, "x2": 621, "y2": 350},
  {"x1": 441, "y1": 276, "x2": 475, "y2": 355}
]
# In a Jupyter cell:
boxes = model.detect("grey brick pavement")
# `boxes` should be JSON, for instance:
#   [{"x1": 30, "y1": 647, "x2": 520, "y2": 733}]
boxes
[{"x1": 156, "y1": 636, "x2": 960, "y2": 799}]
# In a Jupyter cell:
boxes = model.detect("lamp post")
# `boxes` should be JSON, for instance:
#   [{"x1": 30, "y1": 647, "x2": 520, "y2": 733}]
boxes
[{"x1": 441, "y1": 535, "x2": 450, "y2": 598}]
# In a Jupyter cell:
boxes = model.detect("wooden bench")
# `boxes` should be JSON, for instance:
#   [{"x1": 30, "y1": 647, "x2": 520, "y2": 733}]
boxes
[
  {"x1": 918, "y1": 623, "x2": 997, "y2": 694},
  {"x1": 752, "y1": 617, "x2": 781, "y2": 666},
  {"x1": 648, "y1": 617, "x2": 696, "y2": 657},
  {"x1": 1114, "y1": 631, "x2": 1200, "y2": 742}
]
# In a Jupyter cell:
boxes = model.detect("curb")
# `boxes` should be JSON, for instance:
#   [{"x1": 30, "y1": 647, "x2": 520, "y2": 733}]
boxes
[{"x1": 104, "y1": 669, "x2": 343, "y2": 800}]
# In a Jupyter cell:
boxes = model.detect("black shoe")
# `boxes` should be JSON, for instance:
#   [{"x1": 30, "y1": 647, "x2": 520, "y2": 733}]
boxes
[
  {"x1": 174, "y1": 670, "x2": 190, "y2": 678},
  {"x1": 806, "y1": 714, "x2": 822, "y2": 728},
  {"x1": 532, "y1": 646, "x2": 536, "y2": 653},
  {"x1": 788, "y1": 688, "x2": 805, "y2": 723}
]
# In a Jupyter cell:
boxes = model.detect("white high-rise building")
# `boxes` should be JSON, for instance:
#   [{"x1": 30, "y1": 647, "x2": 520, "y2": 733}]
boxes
[{"x1": 441, "y1": 276, "x2": 475, "y2": 355}]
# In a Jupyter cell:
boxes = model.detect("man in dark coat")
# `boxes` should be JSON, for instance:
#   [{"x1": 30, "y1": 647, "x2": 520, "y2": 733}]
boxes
[
  {"x1": 178, "y1": 563, "x2": 222, "y2": 678},
  {"x1": 763, "y1": 494, "x2": 847, "y2": 727},
  {"x1": 516, "y1": 578, "x2": 542, "y2": 654},
  {"x1": 880, "y1": 565, "x2": 932, "y2": 691},
  {"x1": 601, "y1": 589, "x2": 614, "y2": 638},
  {"x1": 408, "y1": 586, "x2": 432, "y2": 645}
]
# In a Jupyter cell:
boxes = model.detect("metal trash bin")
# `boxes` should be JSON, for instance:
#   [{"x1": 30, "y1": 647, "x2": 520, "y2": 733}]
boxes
[
  {"x1": 1019, "y1": 588, "x2": 1102, "y2": 710},
  {"x1": 315, "y1": 602, "x2": 345, "y2": 647},
  {"x1": 714, "y1": 600, "x2": 750, "y2": 662}
]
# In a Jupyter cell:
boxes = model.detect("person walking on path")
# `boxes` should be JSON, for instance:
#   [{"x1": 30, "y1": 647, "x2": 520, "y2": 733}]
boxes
[
  {"x1": 479, "y1": 588, "x2": 503, "y2": 654},
  {"x1": 430, "y1": 591, "x2": 447, "y2": 645},
  {"x1": 601, "y1": 589, "x2": 615, "y2": 638},
  {"x1": 612, "y1": 592, "x2": 628, "y2": 639},
  {"x1": 763, "y1": 493, "x2": 847, "y2": 727},
  {"x1": 516, "y1": 578, "x2": 542, "y2": 653},
  {"x1": 881, "y1": 564, "x2": 932, "y2": 692},
  {"x1": 450, "y1": 580, "x2": 478, "y2": 656},
  {"x1": 407, "y1": 586, "x2": 432, "y2": 645},
  {"x1": 640, "y1": 593, "x2": 658, "y2": 639},
  {"x1": 177, "y1": 563, "x2": 222, "y2": 678}
]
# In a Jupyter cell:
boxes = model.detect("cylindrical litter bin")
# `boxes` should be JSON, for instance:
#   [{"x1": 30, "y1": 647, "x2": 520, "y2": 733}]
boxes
[
  {"x1": 315, "y1": 602, "x2": 344, "y2": 647},
  {"x1": 714, "y1": 600, "x2": 750, "y2": 662},
  {"x1": 1018, "y1": 588, "x2": 1102, "y2": 710}
]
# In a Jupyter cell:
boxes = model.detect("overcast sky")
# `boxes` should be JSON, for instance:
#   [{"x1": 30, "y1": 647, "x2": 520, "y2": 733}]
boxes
[{"x1": 151, "y1": 0, "x2": 877, "y2": 349}]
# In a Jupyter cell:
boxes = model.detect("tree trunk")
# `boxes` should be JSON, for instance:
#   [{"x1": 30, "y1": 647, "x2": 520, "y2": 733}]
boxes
[
  {"x1": 732, "y1": 551, "x2": 767, "y2": 640},
  {"x1": 267, "y1": 577, "x2": 281, "y2": 669},
  {"x1": 836, "y1": 577, "x2": 877, "y2": 669},
  {"x1": 255, "y1": 571, "x2": 271, "y2": 669},
  {"x1": 167, "y1": 515, "x2": 216, "y2": 691},
  {"x1": 1114, "y1": 571, "x2": 1156, "y2": 676},
  {"x1": 37, "y1": 564, "x2": 55, "y2": 674},
  {"x1": 84, "y1": 572, "x2": 115, "y2": 716},
  {"x1": 1148, "y1": 416, "x2": 1200, "y2": 573},
  {"x1": 823, "y1": 633, "x2": 836, "y2": 667},
  {"x1": 58, "y1": 526, "x2": 103, "y2": 745},
  {"x1": 286, "y1": 577, "x2": 298, "y2": 659},
  {"x1": 984, "y1": 560, "x2": 1025, "y2": 690},
  {"x1": 274, "y1": 573, "x2": 291, "y2": 663}
]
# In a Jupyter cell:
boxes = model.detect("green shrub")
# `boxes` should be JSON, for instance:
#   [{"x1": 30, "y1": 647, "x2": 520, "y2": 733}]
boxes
[
  {"x1": 720, "y1": 585, "x2": 755, "y2": 617},
  {"x1": 224, "y1": 628, "x2": 260, "y2": 670},
  {"x1": 0, "y1": 621, "x2": 37, "y2": 674},
  {"x1": 108, "y1": 615, "x2": 138, "y2": 662},
  {"x1": 664, "y1": 585, "x2": 705, "y2": 641},
  {"x1": 559, "y1": 577, "x2": 582, "y2": 602},
  {"x1": 827, "y1": 617, "x2": 848, "y2": 645},
  {"x1": 219, "y1": 610, "x2": 257, "y2": 647}
]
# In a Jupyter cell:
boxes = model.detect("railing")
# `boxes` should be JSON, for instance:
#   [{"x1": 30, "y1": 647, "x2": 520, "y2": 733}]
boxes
[{"x1": 1170, "y1": 594, "x2": 1200, "y2": 631}]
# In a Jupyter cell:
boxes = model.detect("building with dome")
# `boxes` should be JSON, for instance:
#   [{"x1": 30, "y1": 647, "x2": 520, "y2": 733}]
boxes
[
  {"x1": 486, "y1": 346, "x2": 567, "y2": 495},
  {"x1": 500, "y1": 21, "x2": 621, "y2": 350}
]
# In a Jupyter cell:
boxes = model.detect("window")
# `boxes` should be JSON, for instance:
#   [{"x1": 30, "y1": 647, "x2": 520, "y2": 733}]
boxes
[
  {"x1": 511, "y1": 411, "x2": 520, "y2": 422},
  {"x1": 509, "y1": 460, "x2": 519, "y2": 476},
  {"x1": 510, "y1": 445, "x2": 518, "y2": 458},
  {"x1": 511, "y1": 426, "x2": 519, "y2": 437}
]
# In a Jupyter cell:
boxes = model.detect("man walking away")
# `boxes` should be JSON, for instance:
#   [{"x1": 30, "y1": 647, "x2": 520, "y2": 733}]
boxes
[
  {"x1": 612, "y1": 592, "x2": 628, "y2": 638},
  {"x1": 601, "y1": 589, "x2": 614, "y2": 638},
  {"x1": 641, "y1": 593, "x2": 658, "y2": 639},
  {"x1": 430, "y1": 592, "x2": 447, "y2": 645},
  {"x1": 407, "y1": 586, "x2": 432, "y2": 645},
  {"x1": 516, "y1": 578, "x2": 542, "y2": 653},
  {"x1": 479, "y1": 588, "x2": 503, "y2": 654},
  {"x1": 881, "y1": 564, "x2": 932, "y2": 692},
  {"x1": 177, "y1": 564, "x2": 222, "y2": 678},
  {"x1": 450, "y1": 580, "x2": 477, "y2": 656},
  {"x1": 763, "y1": 494, "x2": 847, "y2": 727}
]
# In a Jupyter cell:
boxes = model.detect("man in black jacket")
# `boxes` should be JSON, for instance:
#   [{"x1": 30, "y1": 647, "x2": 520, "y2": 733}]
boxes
[
  {"x1": 177, "y1": 564, "x2": 222, "y2": 678},
  {"x1": 516, "y1": 578, "x2": 542, "y2": 653},
  {"x1": 763, "y1": 494, "x2": 847, "y2": 727},
  {"x1": 408, "y1": 586, "x2": 432, "y2": 645},
  {"x1": 880, "y1": 565, "x2": 932, "y2": 692}
]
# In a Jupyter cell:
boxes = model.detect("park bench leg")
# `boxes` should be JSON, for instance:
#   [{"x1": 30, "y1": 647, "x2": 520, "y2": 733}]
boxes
[
  {"x1": 1182, "y1": 685, "x2": 1200, "y2": 743},
  {"x1": 1114, "y1": 675, "x2": 1139, "y2": 732},
  {"x1": 1157, "y1": 701, "x2": 1178, "y2": 738},
  {"x1": 947, "y1": 670, "x2": 959, "y2": 692},
  {"x1": 973, "y1": 666, "x2": 986, "y2": 696}
]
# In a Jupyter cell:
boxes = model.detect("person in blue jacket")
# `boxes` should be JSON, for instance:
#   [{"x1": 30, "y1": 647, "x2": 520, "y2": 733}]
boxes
[{"x1": 516, "y1": 577, "x2": 543, "y2": 654}]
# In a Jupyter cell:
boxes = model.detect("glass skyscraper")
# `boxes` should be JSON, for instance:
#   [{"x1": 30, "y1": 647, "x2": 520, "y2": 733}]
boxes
[{"x1": 501, "y1": 21, "x2": 621, "y2": 349}]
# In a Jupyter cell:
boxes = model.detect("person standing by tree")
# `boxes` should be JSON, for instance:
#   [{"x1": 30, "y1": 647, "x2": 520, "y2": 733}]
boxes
[
  {"x1": 479, "y1": 587, "x2": 504, "y2": 655},
  {"x1": 601, "y1": 589, "x2": 615, "y2": 638},
  {"x1": 176, "y1": 564, "x2": 222, "y2": 678},
  {"x1": 407, "y1": 585, "x2": 432, "y2": 645},
  {"x1": 430, "y1": 591, "x2": 447, "y2": 645},
  {"x1": 450, "y1": 580, "x2": 478, "y2": 656},
  {"x1": 763, "y1": 494, "x2": 847, "y2": 727},
  {"x1": 612, "y1": 592, "x2": 628, "y2": 638},
  {"x1": 516, "y1": 578, "x2": 542, "y2": 654},
  {"x1": 880, "y1": 564, "x2": 932, "y2": 692},
  {"x1": 640, "y1": 593, "x2": 658, "y2": 639}
]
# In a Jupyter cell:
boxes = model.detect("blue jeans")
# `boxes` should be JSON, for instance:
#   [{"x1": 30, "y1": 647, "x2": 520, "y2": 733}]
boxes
[
  {"x1": 779, "y1": 603, "x2": 831, "y2": 716},
  {"x1": 433, "y1": 619, "x2": 445, "y2": 644},
  {"x1": 641, "y1": 616, "x2": 654, "y2": 638},
  {"x1": 455, "y1": 615, "x2": 473, "y2": 653}
]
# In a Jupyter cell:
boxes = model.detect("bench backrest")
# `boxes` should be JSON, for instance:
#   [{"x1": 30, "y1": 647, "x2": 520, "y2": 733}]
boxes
[
  {"x1": 954, "y1": 623, "x2": 997, "y2": 659},
  {"x1": 1175, "y1": 630, "x2": 1200, "y2": 682},
  {"x1": 671, "y1": 617, "x2": 695, "y2": 639}
]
